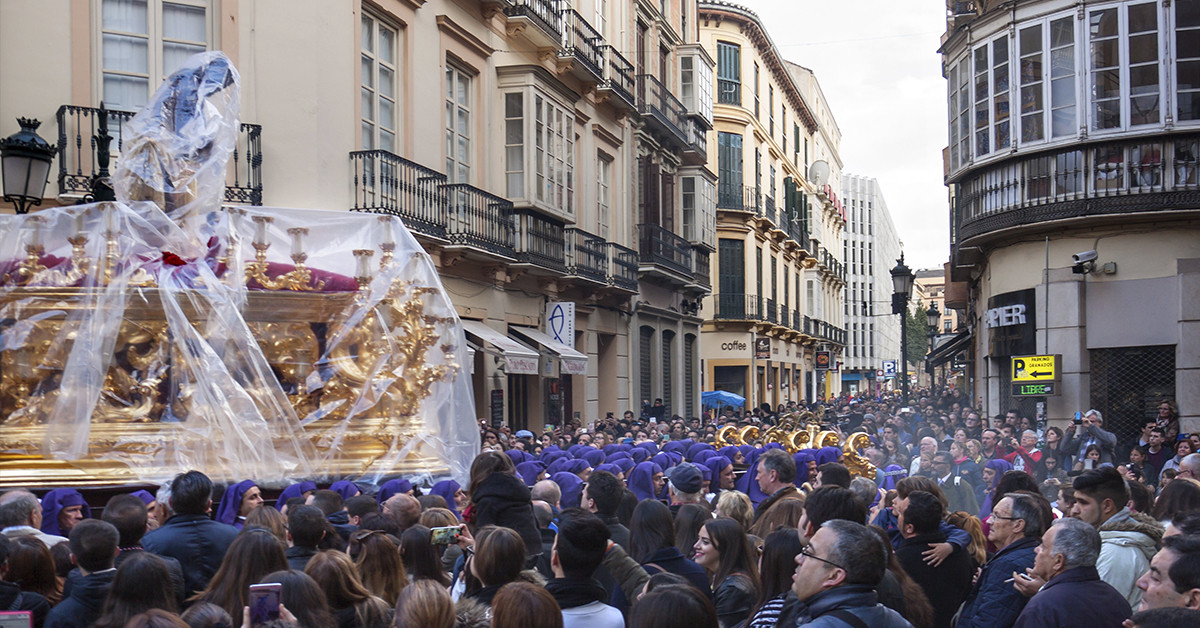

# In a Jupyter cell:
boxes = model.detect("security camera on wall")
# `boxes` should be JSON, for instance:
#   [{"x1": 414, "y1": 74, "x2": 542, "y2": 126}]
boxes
[{"x1": 1072, "y1": 250, "x2": 1098, "y2": 264}]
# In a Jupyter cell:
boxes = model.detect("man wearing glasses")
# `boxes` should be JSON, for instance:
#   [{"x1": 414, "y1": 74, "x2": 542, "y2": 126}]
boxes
[
  {"x1": 790, "y1": 519, "x2": 913, "y2": 627},
  {"x1": 956, "y1": 493, "x2": 1045, "y2": 628},
  {"x1": 932, "y1": 451, "x2": 978, "y2": 515}
]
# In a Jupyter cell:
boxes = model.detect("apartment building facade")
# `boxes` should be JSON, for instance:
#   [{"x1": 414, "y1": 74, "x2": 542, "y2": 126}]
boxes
[
  {"x1": 0, "y1": 0, "x2": 716, "y2": 430},
  {"x1": 942, "y1": 0, "x2": 1199, "y2": 436},
  {"x1": 840, "y1": 174, "x2": 901, "y2": 396},
  {"x1": 697, "y1": 0, "x2": 846, "y2": 409}
]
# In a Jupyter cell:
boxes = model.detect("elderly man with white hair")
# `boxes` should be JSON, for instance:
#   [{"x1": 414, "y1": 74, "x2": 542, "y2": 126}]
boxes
[
  {"x1": 1004, "y1": 430, "x2": 1044, "y2": 473},
  {"x1": 909, "y1": 436, "x2": 939, "y2": 477},
  {"x1": 1063, "y1": 409, "x2": 1117, "y2": 465}
]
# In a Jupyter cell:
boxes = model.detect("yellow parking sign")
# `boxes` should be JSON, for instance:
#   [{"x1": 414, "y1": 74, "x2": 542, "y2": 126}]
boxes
[{"x1": 1011, "y1": 355, "x2": 1059, "y2": 382}]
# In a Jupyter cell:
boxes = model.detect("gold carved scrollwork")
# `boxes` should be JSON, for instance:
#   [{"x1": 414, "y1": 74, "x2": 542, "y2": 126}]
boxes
[{"x1": 94, "y1": 321, "x2": 168, "y2": 422}]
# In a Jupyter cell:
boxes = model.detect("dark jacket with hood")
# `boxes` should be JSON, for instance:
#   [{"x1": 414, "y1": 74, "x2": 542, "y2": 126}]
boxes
[
  {"x1": 793, "y1": 584, "x2": 914, "y2": 628},
  {"x1": 468, "y1": 472, "x2": 542, "y2": 561},
  {"x1": 896, "y1": 530, "x2": 974, "y2": 628},
  {"x1": 44, "y1": 569, "x2": 114, "y2": 628}
]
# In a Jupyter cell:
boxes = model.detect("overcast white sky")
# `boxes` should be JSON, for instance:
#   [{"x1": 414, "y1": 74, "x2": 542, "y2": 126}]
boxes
[{"x1": 747, "y1": 0, "x2": 950, "y2": 271}]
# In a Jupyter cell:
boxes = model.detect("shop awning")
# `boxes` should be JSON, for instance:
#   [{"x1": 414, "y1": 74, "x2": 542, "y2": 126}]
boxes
[
  {"x1": 510, "y1": 326, "x2": 589, "y2": 375},
  {"x1": 460, "y1": 320, "x2": 539, "y2": 375},
  {"x1": 927, "y1": 330, "x2": 972, "y2": 368}
]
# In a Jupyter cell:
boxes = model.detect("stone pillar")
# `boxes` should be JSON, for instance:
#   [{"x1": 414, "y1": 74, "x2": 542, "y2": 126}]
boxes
[{"x1": 1178, "y1": 258, "x2": 1200, "y2": 434}]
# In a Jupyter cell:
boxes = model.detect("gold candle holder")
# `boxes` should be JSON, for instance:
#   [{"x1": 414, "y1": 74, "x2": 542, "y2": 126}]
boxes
[
  {"x1": 379, "y1": 216, "x2": 396, "y2": 269},
  {"x1": 3, "y1": 217, "x2": 47, "y2": 286},
  {"x1": 353, "y1": 249, "x2": 375, "y2": 290},
  {"x1": 243, "y1": 217, "x2": 325, "y2": 291}
]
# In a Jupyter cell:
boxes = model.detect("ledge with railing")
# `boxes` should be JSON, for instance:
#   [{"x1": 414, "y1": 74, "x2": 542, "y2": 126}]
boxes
[
  {"x1": 764, "y1": 297, "x2": 778, "y2": 324},
  {"x1": 717, "y1": 184, "x2": 759, "y2": 213},
  {"x1": 608, "y1": 242, "x2": 639, "y2": 291},
  {"x1": 513, "y1": 209, "x2": 566, "y2": 272},
  {"x1": 792, "y1": 310, "x2": 803, "y2": 332},
  {"x1": 599, "y1": 46, "x2": 635, "y2": 109},
  {"x1": 637, "y1": 223, "x2": 693, "y2": 278},
  {"x1": 691, "y1": 247, "x2": 711, "y2": 289},
  {"x1": 443, "y1": 183, "x2": 516, "y2": 259},
  {"x1": 954, "y1": 132, "x2": 1200, "y2": 243},
  {"x1": 683, "y1": 117, "x2": 707, "y2": 158},
  {"x1": 712, "y1": 293, "x2": 763, "y2": 321},
  {"x1": 503, "y1": 0, "x2": 563, "y2": 45},
  {"x1": 717, "y1": 79, "x2": 740, "y2": 106},
  {"x1": 559, "y1": 9, "x2": 604, "y2": 79},
  {"x1": 56, "y1": 105, "x2": 263, "y2": 205},
  {"x1": 636, "y1": 74, "x2": 688, "y2": 145},
  {"x1": 565, "y1": 227, "x2": 607, "y2": 283},
  {"x1": 350, "y1": 150, "x2": 448, "y2": 240},
  {"x1": 763, "y1": 196, "x2": 776, "y2": 226}
]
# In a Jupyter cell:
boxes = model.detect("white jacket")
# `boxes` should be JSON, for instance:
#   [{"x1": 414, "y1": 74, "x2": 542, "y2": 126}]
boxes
[{"x1": 1096, "y1": 508, "x2": 1163, "y2": 609}]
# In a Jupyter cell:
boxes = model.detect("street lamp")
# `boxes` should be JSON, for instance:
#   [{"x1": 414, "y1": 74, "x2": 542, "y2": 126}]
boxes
[
  {"x1": 891, "y1": 254, "x2": 914, "y2": 404},
  {"x1": 1, "y1": 118, "x2": 57, "y2": 214},
  {"x1": 926, "y1": 301, "x2": 941, "y2": 386}
]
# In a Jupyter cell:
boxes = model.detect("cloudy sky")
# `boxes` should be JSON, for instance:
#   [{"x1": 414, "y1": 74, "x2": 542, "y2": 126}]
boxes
[{"x1": 748, "y1": 0, "x2": 950, "y2": 271}]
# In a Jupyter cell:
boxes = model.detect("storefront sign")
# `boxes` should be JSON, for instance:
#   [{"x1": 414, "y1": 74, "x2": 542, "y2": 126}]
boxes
[
  {"x1": 755, "y1": 337, "x2": 770, "y2": 359},
  {"x1": 815, "y1": 351, "x2": 831, "y2": 370},
  {"x1": 987, "y1": 288, "x2": 1036, "y2": 357},
  {"x1": 490, "y1": 389, "x2": 504, "y2": 428},
  {"x1": 546, "y1": 301, "x2": 575, "y2": 348}
]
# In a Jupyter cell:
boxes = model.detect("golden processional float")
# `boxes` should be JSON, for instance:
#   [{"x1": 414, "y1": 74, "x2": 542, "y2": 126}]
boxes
[
  {"x1": 0, "y1": 52, "x2": 479, "y2": 488},
  {"x1": 714, "y1": 408, "x2": 877, "y2": 479}
]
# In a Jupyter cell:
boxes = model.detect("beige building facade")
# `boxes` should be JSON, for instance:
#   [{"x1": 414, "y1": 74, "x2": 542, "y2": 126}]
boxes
[
  {"x1": 942, "y1": 0, "x2": 1199, "y2": 438},
  {"x1": 696, "y1": 1, "x2": 846, "y2": 410},
  {"x1": 0, "y1": 0, "x2": 717, "y2": 431}
]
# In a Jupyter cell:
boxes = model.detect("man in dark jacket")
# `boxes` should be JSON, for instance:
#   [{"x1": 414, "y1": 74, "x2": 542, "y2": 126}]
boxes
[
  {"x1": 285, "y1": 505, "x2": 325, "y2": 571},
  {"x1": 582, "y1": 471, "x2": 629, "y2": 550},
  {"x1": 895, "y1": 491, "x2": 973, "y2": 628},
  {"x1": 957, "y1": 493, "x2": 1044, "y2": 628},
  {"x1": 142, "y1": 470, "x2": 238, "y2": 597},
  {"x1": 101, "y1": 494, "x2": 186, "y2": 606},
  {"x1": 1013, "y1": 518, "x2": 1131, "y2": 628},
  {"x1": 309, "y1": 490, "x2": 356, "y2": 542},
  {"x1": 45, "y1": 520, "x2": 119, "y2": 628},
  {"x1": 470, "y1": 470, "x2": 542, "y2": 564},
  {"x1": 752, "y1": 449, "x2": 803, "y2": 525},
  {"x1": 0, "y1": 536, "x2": 52, "y2": 628},
  {"x1": 790, "y1": 519, "x2": 912, "y2": 627}
]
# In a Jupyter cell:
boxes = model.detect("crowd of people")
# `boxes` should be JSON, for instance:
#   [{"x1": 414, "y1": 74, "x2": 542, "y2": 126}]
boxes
[{"x1": 2, "y1": 387, "x2": 1199, "y2": 628}]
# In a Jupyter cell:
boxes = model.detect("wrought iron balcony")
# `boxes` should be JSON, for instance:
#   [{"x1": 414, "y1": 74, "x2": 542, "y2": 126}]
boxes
[
  {"x1": 763, "y1": 195, "x2": 776, "y2": 226},
  {"x1": 636, "y1": 74, "x2": 688, "y2": 146},
  {"x1": 56, "y1": 105, "x2": 262, "y2": 205},
  {"x1": 682, "y1": 117, "x2": 707, "y2": 165},
  {"x1": 713, "y1": 293, "x2": 762, "y2": 321},
  {"x1": 503, "y1": 0, "x2": 563, "y2": 48},
  {"x1": 599, "y1": 46, "x2": 635, "y2": 110},
  {"x1": 764, "y1": 297, "x2": 778, "y2": 324},
  {"x1": 565, "y1": 227, "x2": 607, "y2": 283},
  {"x1": 442, "y1": 183, "x2": 516, "y2": 259},
  {"x1": 637, "y1": 223, "x2": 693, "y2": 279},
  {"x1": 559, "y1": 9, "x2": 604, "y2": 80},
  {"x1": 792, "y1": 310, "x2": 802, "y2": 332},
  {"x1": 691, "y1": 247, "x2": 711, "y2": 289},
  {"x1": 779, "y1": 304, "x2": 791, "y2": 329},
  {"x1": 350, "y1": 150, "x2": 447, "y2": 240},
  {"x1": 717, "y1": 79, "x2": 740, "y2": 106},
  {"x1": 513, "y1": 209, "x2": 566, "y2": 273},
  {"x1": 608, "y1": 242, "x2": 639, "y2": 291},
  {"x1": 804, "y1": 315, "x2": 813, "y2": 336},
  {"x1": 717, "y1": 184, "x2": 760, "y2": 213},
  {"x1": 785, "y1": 218, "x2": 810, "y2": 249}
]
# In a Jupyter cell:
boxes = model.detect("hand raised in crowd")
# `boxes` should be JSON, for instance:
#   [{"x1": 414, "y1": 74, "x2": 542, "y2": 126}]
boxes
[
  {"x1": 241, "y1": 604, "x2": 297, "y2": 628},
  {"x1": 922, "y1": 542, "x2": 953, "y2": 566}
]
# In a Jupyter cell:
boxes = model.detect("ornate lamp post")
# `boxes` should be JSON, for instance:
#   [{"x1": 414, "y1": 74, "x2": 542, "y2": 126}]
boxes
[
  {"x1": 1, "y1": 118, "x2": 57, "y2": 214},
  {"x1": 891, "y1": 254, "x2": 914, "y2": 404},
  {"x1": 926, "y1": 301, "x2": 941, "y2": 385}
]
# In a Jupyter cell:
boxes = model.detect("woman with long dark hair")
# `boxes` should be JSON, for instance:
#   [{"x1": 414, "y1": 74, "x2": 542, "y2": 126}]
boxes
[
  {"x1": 461, "y1": 526, "x2": 526, "y2": 607},
  {"x1": 258, "y1": 570, "x2": 336, "y2": 628},
  {"x1": 627, "y1": 500, "x2": 709, "y2": 595},
  {"x1": 351, "y1": 530, "x2": 407, "y2": 606},
  {"x1": 2, "y1": 536, "x2": 62, "y2": 604},
  {"x1": 673, "y1": 504, "x2": 710, "y2": 560},
  {"x1": 691, "y1": 517, "x2": 759, "y2": 628},
  {"x1": 190, "y1": 528, "x2": 288, "y2": 617},
  {"x1": 745, "y1": 528, "x2": 802, "y2": 627},
  {"x1": 92, "y1": 553, "x2": 177, "y2": 628},
  {"x1": 399, "y1": 525, "x2": 452, "y2": 587}
]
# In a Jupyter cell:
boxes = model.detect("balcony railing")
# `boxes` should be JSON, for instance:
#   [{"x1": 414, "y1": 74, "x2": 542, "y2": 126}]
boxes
[
  {"x1": 713, "y1": 293, "x2": 762, "y2": 321},
  {"x1": 56, "y1": 105, "x2": 263, "y2": 205},
  {"x1": 513, "y1": 209, "x2": 566, "y2": 272},
  {"x1": 717, "y1": 79, "x2": 740, "y2": 105},
  {"x1": 504, "y1": 0, "x2": 563, "y2": 44},
  {"x1": 636, "y1": 74, "x2": 688, "y2": 145},
  {"x1": 350, "y1": 150, "x2": 448, "y2": 240},
  {"x1": 692, "y1": 247, "x2": 711, "y2": 288},
  {"x1": 559, "y1": 9, "x2": 604, "y2": 79},
  {"x1": 608, "y1": 242, "x2": 639, "y2": 291},
  {"x1": 786, "y1": 218, "x2": 810, "y2": 248},
  {"x1": 717, "y1": 184, "x2": 759, "y2": 212},
  {"x1": 637, "y1": 223, "x2": 693, "y2": 277},
  {"x1": 792, "y1": 310, "x2": 802, "y2": 331},
  {"x1": 765, "y1": 297, "x2": 778, "y2": 324},
  {"x1": 763, "y1": 195, "x2": 776, "y2": 225},
  {"x1": 683, "y1": 117, "x2": 707, "y2": 159},
  {"x1": 442, "y1": 183, "x2": 516, "y2": 258},
  {"x1": 955, "y1": 133, "x2": 1200, "y2": 243},
  {"x1": 804, "y1": 315, "x2": 813, "y2": 336},
  {"x1": 565, "y1": 227, "x2": 607, "y2": 283},
  {"x1": 600, "y1": 46, "x2": 635, "y2": 108}
]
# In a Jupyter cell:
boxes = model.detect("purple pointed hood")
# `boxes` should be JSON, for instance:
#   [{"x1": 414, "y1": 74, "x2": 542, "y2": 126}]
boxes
[
  {"x1": 330, "y1": 480, "x2": 360, "y2": 501},
  {"x1": 377, "y1": 479, "x2": 412, "y2": 505},
  {"x1": 275, "y1": 482, "x2": 318, "y2": 510},
  {"x1": 430, "y1": 480, "x2": 462, "y2": 520},
  {"x1": 40, "y1": 489, "x2": 91, "y2": 537},
  {"x1": 516, "y1": 461, "x2": 546, "y2": 486},
  {"x1": 215, "y1": 480, "x2": 257, "y2": 528},
  {"x1": 629, "y1": 462, "x2": 664, "y2": 501},
  {"x1": 551, "y1": 472, "x2": 584, "y2": 509}
]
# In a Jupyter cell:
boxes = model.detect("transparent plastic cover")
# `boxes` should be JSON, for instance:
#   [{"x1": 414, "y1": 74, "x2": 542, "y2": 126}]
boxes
[{"x1": 0, "y1": 52, "x2": 478, "y2": 487}]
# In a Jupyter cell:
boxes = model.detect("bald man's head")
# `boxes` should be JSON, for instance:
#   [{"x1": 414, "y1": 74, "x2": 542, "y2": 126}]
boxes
[{"x1": 383, "y1": 494, "x2": 420, "y2": 530}]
